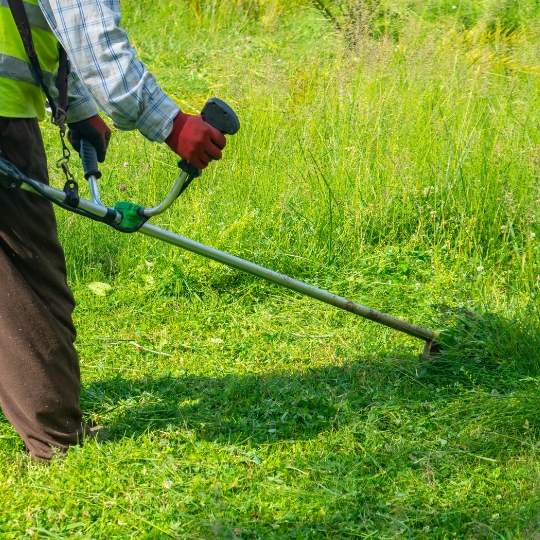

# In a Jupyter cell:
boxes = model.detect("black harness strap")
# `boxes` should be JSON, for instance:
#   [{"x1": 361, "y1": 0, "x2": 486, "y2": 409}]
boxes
[
  {"x1": 7, "y1": 0, "x2": 69, "y2": 125},
  {"x1": 8, "y1": 0, "x2": 79, "y2": 208},
  {"x1": 55, "y1": 46, "x2": 69, "y2": 119}
]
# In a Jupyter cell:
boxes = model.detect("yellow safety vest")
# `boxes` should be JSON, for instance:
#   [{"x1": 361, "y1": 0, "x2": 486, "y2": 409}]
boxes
[{"x1": 0, "y1": 0, "x2": 59, "y2": 120}]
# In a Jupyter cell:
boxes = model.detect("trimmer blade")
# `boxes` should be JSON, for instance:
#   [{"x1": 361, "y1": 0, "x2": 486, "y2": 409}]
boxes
[{"x1": 420, "y1": 340, "x2": 444, "y2": 361}]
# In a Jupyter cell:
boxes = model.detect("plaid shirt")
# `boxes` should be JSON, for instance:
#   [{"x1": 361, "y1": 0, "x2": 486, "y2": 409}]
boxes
[{"x1": 39, "y1": 0, "x2": 179, "y2": 142}]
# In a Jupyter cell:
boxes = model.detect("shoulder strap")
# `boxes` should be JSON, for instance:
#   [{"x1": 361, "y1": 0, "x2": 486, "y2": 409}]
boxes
[{"x1": 7, "y1": 0, "x2": 69, "y2": 126}]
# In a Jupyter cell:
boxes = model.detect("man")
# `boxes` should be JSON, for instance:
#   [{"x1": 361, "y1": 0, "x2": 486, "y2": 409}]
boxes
[{"x1": 0, "y1": 0, "x2": 227, "y2": 461}]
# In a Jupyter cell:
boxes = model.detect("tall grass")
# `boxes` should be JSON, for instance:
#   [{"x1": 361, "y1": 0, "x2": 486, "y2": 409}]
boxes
[
  {"x1": 44, "y1": 1, "x2": 540, "y2": 297},
  {"x1": 309, "y1": 0, "x2": 540, "y2": 38},
  {"x1": 40, "y1": 0, "x2": 540, "y2": 388},
  {"x1": 18, "y1": 3, "x2": 540, "y2": 536}
]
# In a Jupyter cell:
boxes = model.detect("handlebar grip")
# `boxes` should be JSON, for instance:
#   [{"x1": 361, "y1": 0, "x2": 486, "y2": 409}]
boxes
[
  {"x1": 201, "y1": 97, "x2": 240, "y2": 135},
  {"x1": 80, "y1": 139, "x2": 102, "y2": 180},
  {"x1": 178, "y1": 159, "x2": 201, "y2": 178}
]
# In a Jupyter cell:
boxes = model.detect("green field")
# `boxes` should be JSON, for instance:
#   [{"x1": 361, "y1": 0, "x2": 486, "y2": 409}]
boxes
[{"x1": 2, "y1": 0, "x2": 540, "y2": 537}]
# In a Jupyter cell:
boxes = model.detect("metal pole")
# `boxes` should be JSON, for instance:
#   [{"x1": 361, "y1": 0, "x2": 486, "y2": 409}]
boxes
[
  {"x1": 139, "y1": 223, "x2": 439, "y2": 343},
  {"x1": 20, "y1": 180, "x2": 114, "y2": 219},
  {"x1": 17, "y1": 179, "x2": 439, "y2": 347},
  {"x1": 142, "y1": 170, "x2": 190, "y2": 217}
]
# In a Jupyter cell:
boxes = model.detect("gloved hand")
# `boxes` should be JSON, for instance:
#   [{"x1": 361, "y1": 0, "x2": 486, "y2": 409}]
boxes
[
  {"x1": 165, "y1": 111, "x2": 226, "y2": 170},
  {"x1": 68, "y1": 115, "x2": 112, "y2": 163}
]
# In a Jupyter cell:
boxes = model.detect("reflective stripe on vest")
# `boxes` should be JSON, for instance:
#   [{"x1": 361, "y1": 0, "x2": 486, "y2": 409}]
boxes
[
  {"x1": 0, "y1": 0, "x2": 50, "y2": 32},
  {"x1": 0, "y1": 52, "x2": 53, "y2": 87},
  {"x1": 0, "y1": 0, "x2": 58, "y2": 120}
]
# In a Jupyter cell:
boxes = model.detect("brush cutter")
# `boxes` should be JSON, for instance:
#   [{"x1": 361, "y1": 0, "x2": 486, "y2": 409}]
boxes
[{"x1": 0, "y1": 98, "x2": 441, "y2": 359}]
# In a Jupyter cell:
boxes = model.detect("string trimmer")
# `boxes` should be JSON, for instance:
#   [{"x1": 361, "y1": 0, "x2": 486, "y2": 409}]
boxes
[{"x1": 0, "y1": 98, "x2": 441, "y2": 359}]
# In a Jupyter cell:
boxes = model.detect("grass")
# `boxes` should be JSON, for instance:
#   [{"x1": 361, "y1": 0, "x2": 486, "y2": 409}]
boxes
[{"x1": 1, "y1": 0, "x2": 540, "y2": 537}]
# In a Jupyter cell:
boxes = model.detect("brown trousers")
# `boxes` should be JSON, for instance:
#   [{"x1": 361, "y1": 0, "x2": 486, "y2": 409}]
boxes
[{"x1": 0, "y1": 117, "x2": 89, "y2": 460}]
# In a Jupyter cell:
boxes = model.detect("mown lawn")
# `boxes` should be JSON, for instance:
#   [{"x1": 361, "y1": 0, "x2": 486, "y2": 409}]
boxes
[{"x1": 1, "y1": 0, "x2": 540, "y2": 538}]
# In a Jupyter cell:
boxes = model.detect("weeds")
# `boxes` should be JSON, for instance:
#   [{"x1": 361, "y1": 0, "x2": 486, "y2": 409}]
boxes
[{"x1": 1, "y1": 0, "x2": 540, "y2": 538}]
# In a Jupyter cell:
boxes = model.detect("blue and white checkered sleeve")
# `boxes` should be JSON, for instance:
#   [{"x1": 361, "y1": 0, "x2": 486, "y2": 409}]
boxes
[
  {"x1": 47, "y1": 64, "x2": 99, "y2": 122},
  {"x1": 39, "y1": 0, "x2": 180, "y2": 142},
  {"x1": 65, "y1": 70, "x2": 99, "y2": 123}
]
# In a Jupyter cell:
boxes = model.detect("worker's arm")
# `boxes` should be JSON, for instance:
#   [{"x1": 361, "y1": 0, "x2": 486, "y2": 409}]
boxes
[
  {"x1": 65, "y1": 70, "x2": 99, "y2": 123},
  {"x1": 46, "y1": 68, "x2": 112, "y2": 163},
  {"x1": 38, "y1": 0, "x2": 179, "y2": 143},
  {"x1": 47, "y1": 66, "x2": 99, "y2": 123},
  {"x1": 39, "y1": 0, "x2": 225, "y2": 167}
]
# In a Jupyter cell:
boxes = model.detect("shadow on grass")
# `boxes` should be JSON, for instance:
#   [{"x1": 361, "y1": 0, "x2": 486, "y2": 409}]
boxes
[
  {"x1": 80, "y1": 361, "x2": 381, "y2": 442},
  {"x1": 1, "y1": 308, "x2": 537, "y2": 450},
  {"x1": 79, "y1": 307, "x2": 540, "y2": 444}
]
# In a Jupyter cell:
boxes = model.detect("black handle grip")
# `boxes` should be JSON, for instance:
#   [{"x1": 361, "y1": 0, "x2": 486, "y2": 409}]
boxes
[
  {"x1": 80, "y1": 138, "x2": 102, "y2": 180},
  {"x1": 201, "y1": 97, "x2": 240, "y2": 135},
  {"x1": 178, "y1": 159, "x2": 201, "y2": 178},
  {"x1": 178, "y1": 97, "x2": 240, "y2": 179}
]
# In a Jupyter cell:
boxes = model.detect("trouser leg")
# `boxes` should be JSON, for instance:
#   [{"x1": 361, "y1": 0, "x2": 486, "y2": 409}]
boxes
[{"x1": 0, "y1": 117, "x2": 89, "y2": 460}]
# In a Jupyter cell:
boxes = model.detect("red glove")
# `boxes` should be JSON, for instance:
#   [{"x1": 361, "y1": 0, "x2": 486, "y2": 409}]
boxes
[
  {"x1": 165, "y1": 111, "x2": 226, "y2": 170},
  {"x1": 68, "y1": 115, "x2": 112, "y2": 163}
]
